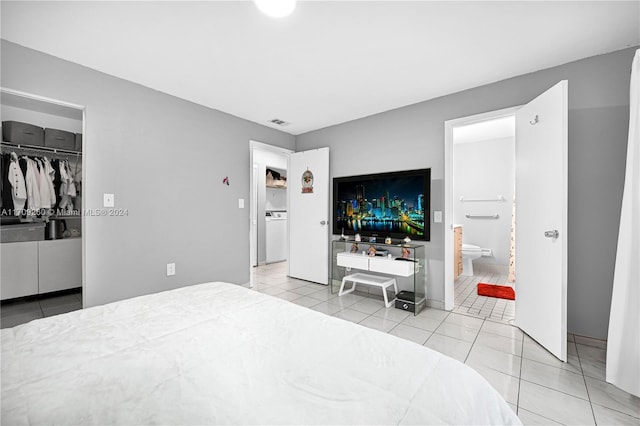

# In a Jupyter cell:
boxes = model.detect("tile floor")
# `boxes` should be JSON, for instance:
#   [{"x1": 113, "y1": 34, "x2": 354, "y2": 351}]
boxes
[
  {"x1": 454, "y1": 270, "x2": 515, "y2": 322},
  {"x1": 247, "y1": 261, "x2": 639, "y2": 425},
  {"x1": 2, "y1": 265, "x2": 638, "y2": 425},
  {"x1": 1, "y1": 289, "x2": 82, "y2": 329}
]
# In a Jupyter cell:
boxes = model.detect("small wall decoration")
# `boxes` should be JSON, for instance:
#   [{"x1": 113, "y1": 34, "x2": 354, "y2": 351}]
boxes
[
  {"x1": 222, "y1": 176, "x2": 230, "y2": 186},
  {"x1": 301, "y1": 168, "x2": 314, "y2": 193}
]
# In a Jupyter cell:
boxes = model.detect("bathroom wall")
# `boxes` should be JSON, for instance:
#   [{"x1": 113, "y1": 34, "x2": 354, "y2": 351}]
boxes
[{"x1": 453, "y1": 136, "x2": 515, "y2": 267}]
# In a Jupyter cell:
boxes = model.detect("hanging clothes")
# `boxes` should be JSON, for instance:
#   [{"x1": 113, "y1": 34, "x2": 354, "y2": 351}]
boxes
[
  {"x1": 1, "y1": 154, "x2": 12, "y2": 213},
  {"x1": 58, "y1": 160, "x2": 73, "y2": 211},
  {"x1": 43, "y1": 157, "x2": 57, "y2": 208},
  {"x1": 25, "y1": 157, "x2": 42, "y2": 214},
  {"x1": 8, "y1": 153, "x2": 27, "y2": 216},
  {"x1": 35, "y1": 158, "x2": 54, "y2": 209}
]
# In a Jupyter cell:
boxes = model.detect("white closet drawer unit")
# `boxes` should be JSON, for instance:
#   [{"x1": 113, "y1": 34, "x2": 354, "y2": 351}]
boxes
[
  {"x1": 38, "y1": 238, "x2": 82, "y2": 294},
  {"x1": 0, "y1": 241, "x2": 39, "y2": 300},
  {"x1": 369, "y1": 257, "x2": 416, "y2": 277},
  {"x1": 336, "y1": 252, "x2": 370, "y2": 270}
]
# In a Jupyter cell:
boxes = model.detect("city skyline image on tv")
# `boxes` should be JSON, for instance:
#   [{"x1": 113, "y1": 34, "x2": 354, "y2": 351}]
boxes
[{"x1": 333, "y1": 169, "x2": 430, "y2": 240}]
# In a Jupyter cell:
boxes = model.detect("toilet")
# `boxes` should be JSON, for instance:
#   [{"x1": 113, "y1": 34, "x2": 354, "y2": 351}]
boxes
[{"x1": 461, "y1": 244, "x2": 482, "y2": 276}]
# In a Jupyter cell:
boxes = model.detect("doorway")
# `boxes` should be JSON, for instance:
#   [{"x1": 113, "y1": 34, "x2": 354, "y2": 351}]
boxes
[
  {"x1": 444, "y1": 107, "x2": 520, "y2": 312},
  {"x1": 445, "y1": 82, "x2": 568, "y2": 361},
  {"x1": 451, "y1": 114, "x2": 516, "y2": 322},
  {"x1": 0, "y1": 88, "x2": 86, "y2": 326},
  {"x1": 249, "y1": 141, "x2": 292, "y2": 284}
]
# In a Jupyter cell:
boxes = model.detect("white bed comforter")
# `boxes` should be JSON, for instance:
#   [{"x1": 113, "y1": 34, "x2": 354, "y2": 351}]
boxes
[{"x1": 1, "y1": 282, "x2": 520, "y2": 425}]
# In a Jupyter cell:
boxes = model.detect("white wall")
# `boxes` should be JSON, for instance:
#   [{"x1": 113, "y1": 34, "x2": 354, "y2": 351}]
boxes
[{"x1": 453, "y1": 136, "x2": 515, "y2": 266}]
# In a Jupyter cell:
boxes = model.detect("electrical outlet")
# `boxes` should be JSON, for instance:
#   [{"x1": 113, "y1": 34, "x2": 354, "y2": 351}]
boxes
[
  {"x1": 103, "y1": 193, "x2": 115, "y2": 207},
  {"x1": 238, "y1": 198, "x2": 245, "y2": 209},
  {"x1": 166, "y1": 263, "x2": 176, "y2": 276},
  {"x1": 434, "y1": 211, "x2": 443, "y2": 223}
]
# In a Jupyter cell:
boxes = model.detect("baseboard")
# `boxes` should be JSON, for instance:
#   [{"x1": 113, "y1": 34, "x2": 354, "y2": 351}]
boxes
[
  {"x1": 475, "y1": 263, "x2": 509, "y2": 275},
  {"x1": 426, "y1": 299, "x2": 446, "y2": 310}
]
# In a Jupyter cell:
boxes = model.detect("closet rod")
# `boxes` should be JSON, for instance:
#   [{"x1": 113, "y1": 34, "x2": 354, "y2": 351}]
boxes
[
  {"x1": 459, "y1": 195, "x2": 505, "y2": 202},
  {"x1": 1, "y1": 141, "x2": 82, "y2": 156},
  {"x1": 465, "y1": 214, "x2": 500, "y2": 219}
]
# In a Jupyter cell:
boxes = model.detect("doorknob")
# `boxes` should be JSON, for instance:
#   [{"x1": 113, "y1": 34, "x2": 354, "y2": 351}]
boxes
[
  {"x1": 320, "y1": 220, "x2": 327, "y2": 225},
  {"x1": 544, "y1": 230, "x2": 559, "y2": 239}
]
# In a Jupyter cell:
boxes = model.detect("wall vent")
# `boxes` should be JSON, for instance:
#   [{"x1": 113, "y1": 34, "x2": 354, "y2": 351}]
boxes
[{"x1": 269, "y1": 118, "x2": 289, "y2": 126}]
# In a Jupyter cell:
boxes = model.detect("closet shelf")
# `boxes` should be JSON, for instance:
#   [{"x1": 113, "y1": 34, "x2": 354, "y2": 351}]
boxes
[{"x1": 1, "y1": 141, "x2": 82, "y2": 156}]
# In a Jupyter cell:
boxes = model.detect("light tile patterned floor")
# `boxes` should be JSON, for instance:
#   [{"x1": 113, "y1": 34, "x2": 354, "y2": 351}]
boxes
[
  {"x1": 246, "y1": 262, "x2": 639, "y2": 425},
  {"x1": 454, "y1": 271, "x2": 515, "y2": 322},
  {"x1": 2, "y1": 265, "x2": 638, "y2": 425}
]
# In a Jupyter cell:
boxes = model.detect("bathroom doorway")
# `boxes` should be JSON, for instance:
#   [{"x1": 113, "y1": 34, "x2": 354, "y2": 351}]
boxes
[
  {"x1": 451, "y1": 114, "x2": 516, "y2": 322},
  {"x1": 443, "y1": 106, "x2": 520, "y2": 321}
]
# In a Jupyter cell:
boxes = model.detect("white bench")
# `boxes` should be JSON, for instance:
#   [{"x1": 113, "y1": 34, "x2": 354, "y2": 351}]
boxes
[{"x1": 339, "y1": 272, "x2": 398, "y2": 308}]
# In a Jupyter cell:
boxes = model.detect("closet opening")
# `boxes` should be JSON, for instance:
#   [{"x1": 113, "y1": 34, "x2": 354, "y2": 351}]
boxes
[
  {"x1": 249, "y1": 141, "x2": 292, "y2": 286},
  {"x1": 1, "y1": 88, "x2": 85, "y2": 328}
]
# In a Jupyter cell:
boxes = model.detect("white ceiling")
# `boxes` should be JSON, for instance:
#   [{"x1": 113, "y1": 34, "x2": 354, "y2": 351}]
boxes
[{"x1": 1, "y1": 1, "x2": 638, "y2": 135}]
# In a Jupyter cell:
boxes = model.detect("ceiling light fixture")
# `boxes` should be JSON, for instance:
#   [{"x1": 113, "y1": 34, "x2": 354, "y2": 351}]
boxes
[{"x1": 254, "y1": 0, "x2": 296, "y2": 18}]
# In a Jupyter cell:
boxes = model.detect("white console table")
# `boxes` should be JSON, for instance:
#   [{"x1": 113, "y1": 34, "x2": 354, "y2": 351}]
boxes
[{"x1": 331, "y1": 240, "x2": 427, "y2": 315}]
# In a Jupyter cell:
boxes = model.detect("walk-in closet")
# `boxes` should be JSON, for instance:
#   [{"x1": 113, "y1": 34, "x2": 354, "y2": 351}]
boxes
[{"x1": 1, "y1": 89, "x2": 84, "y2": 325}]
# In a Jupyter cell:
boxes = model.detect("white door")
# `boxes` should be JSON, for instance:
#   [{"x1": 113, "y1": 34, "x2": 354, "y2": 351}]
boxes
[
  {"x1": 515, "y1": 81, "x2": 568, "y2": 361},
  {"x1": 288, "y1": 147, "x2": 330, "y2": 284},
  {"x1": 250, "y1": 163, "x2": 258, "y2": 267}
]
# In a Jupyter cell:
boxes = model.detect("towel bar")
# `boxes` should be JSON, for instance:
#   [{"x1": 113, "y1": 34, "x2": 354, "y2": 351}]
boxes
[
  {"x1": 465, "y1": 214, "x2": 500, "y2": 219},
  {"x1": 459, "y1": 195, "x2": 506, "y2": 202}
]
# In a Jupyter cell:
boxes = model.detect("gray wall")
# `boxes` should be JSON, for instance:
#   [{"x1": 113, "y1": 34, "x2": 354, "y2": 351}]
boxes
[
  {"x1": 1, "y1": 40, "x2": 295, "y2": 307},
  {"x1": 297, "y1": 46, "x2": 637, "y2": 339}
]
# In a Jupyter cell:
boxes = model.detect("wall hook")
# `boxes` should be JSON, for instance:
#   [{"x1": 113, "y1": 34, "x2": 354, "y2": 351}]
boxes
[
  {"x1": 223, "y1": 176, "x2": 229, "y2": 186},
  {"x1": 530, "y1": 115, "x2": 539, "y2": 125}
]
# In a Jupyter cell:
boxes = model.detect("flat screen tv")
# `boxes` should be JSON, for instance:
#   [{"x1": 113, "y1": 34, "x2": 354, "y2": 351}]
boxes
[{"x1": 333, "y1": 168, "x2": 431, "y2": 241}]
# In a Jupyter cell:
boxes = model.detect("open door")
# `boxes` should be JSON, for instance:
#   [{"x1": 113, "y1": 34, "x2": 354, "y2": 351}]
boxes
[
  {"x1": 515, "y1": 81, "x2": 568, "y2": 361},
  {"x1": 288, "y1": 148, "x2": 330, "y2": 284}
]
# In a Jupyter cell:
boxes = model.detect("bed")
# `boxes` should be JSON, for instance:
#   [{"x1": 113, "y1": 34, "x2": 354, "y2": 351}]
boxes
[{"x1": 1, "y1": 282, "x2": 520, "y2": 425}]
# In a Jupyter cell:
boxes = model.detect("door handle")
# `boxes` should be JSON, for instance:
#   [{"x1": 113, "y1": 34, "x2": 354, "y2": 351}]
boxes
[
  {"x1": 544, "y1": 230, "x2": 559, "y2": 239},
  {"x1": 320, "y1": 220, "x2": 327, "y2": 225}
]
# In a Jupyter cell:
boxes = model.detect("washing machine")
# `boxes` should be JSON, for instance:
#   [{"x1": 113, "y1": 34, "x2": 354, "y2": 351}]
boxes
[{"x1": 266, "y1": 211, "x2": 287, "y2": 263}]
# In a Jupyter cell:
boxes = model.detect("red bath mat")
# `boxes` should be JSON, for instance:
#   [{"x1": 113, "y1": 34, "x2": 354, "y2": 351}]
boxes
[{"x1": 477, "y1": 283, "x2": 516, "y2": 300}]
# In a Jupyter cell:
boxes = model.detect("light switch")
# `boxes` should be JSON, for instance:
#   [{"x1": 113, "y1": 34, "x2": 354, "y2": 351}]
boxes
[
  {"x1": 103, "y1": 193, "x2": 115, "y2": 207},
  {"x1": 434, "y1": 211, "x2": 443, "y2": 223},
  {"x1": 167, "y1": 263, "x2": 176, "y2": 276},
  {"x1": 238, "y1": 198, "x2": 245, "y2": 209}
]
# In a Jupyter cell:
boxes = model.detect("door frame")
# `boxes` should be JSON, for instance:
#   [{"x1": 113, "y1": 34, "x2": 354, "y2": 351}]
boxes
[
  {"x1": 248, "y1": 141, "x2": 293, "y2": 277},
  {"x1": 443, "y1": 106, "x2": 520, "y2": 310}
]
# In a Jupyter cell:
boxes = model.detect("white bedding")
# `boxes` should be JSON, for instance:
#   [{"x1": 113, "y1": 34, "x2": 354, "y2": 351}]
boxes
[{"x1": 1, "y1": 282, "x2": 520, "y2": 425}]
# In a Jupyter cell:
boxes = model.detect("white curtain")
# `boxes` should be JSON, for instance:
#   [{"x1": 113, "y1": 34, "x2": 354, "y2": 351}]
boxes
[{"x1": 606, "y1": 49, "x2": 640, "y2": 398}]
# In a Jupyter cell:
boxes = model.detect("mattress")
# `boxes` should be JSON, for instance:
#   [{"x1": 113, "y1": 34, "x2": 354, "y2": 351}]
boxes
[{"x1": 1, "y1": 282, "x2": 521, "y2": 425}]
